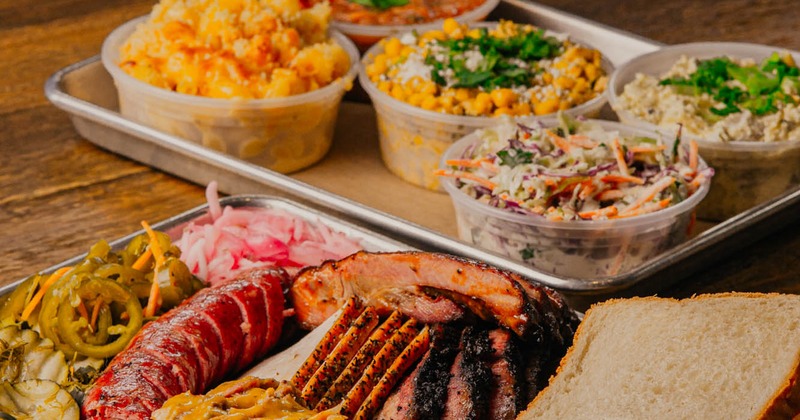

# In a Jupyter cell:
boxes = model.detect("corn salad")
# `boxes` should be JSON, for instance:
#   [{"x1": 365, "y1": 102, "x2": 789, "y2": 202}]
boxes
[
  {"x1": 120, "y1": 0, "x2": 351, "y2": 100},
  {"x1": 365, "y1": 19, "x2": 608, "y2": 117}
]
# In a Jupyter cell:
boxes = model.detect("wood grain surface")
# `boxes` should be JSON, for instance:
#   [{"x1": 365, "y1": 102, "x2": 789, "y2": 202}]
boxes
[{"x1": 0, "y1": 0, "x2": 798, "y2": 304}]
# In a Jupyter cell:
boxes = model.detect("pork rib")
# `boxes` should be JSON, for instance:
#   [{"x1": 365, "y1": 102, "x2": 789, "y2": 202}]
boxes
[{"x1": 82, "y1": 267, "x2": 286, "y2": 420}]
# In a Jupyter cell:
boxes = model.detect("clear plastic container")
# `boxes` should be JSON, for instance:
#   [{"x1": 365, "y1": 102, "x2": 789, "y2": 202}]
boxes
[
  {"x1": 333, "y1": 0, "x2": 500, "y2": 51},
  {"x1": 101, "y1": 16, "x2": 360, "y2": 174},
  {"x1": 440, "y1": 120, "x2": 711, "y2": 279},
  {"x1": 608, "y1": 42, "x2": 800, "y2": 221},
  {"x1": 359, "y1": 24, "x2": 613, "y2": 191}
]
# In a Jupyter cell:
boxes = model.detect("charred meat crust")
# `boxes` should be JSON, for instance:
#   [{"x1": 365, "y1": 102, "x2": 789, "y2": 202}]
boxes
[{"x1": 291, "y1": 251, "x2": 565, "y2": 339}]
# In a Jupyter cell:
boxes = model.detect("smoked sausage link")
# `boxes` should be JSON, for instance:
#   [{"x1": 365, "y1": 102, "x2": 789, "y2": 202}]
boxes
[{"x1": 82, "y1": 267, "x2": 287, "y2": 420}]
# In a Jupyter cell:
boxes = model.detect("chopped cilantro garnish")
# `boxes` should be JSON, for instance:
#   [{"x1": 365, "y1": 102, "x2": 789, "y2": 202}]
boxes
[
  {"x1": 659, "y1": 54, "x2": 799, "y2": 117},
  {"x1": 497, "y1": 148, "x2": 533, "y2": 166},
  {"x1": 424, "y1": 26, "x2": 563, "y2": 89},
  {"x1": 520, "y1": 247, "x2": 536, "y2": 260},
  {"x1": 349, "y1": 0, "x2": 409, "y2": 10}
]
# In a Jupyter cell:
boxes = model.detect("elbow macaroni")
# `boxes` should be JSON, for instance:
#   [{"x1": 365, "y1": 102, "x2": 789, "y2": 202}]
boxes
[{"x1": 120, "y1": 0, "x2": 350, "y2": 99}]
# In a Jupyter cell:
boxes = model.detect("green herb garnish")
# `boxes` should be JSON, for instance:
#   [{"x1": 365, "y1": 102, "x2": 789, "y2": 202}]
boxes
[
  {"x1": 349, "y1": 0, "x2": 409, "y2": 10},
  {"x1": 497, "y1": 149, "x2": 533, "y2": 166},
  {"x1": 659, "y1": 53, "x2": 799, "y2": 117},
  {"x1": 520, "y1": 247, "x2": 536, "y2": 260},
  {"x1": 424, "y1": 26, "x2": 562, "y2": 90}
]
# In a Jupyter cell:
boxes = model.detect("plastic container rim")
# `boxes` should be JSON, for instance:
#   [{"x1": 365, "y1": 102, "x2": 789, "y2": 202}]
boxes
[
  {"x1": 358, "y1": 20, "x2": 614, "y2": 127},
  {"x1": 101, "y1": 15, "x2": 361, "y2": 110},
  {"x1": 608, "y1": 41, "x2": 800, "y2": 153},
  {"x1": 440, "y1": 118, "x2": 712, "y2": 231},
  {"x1": 332, "y1": 0, "x2": 500, "y2": 37}
]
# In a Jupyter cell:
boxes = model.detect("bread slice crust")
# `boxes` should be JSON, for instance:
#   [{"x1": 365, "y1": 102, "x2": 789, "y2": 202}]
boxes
[{"x1": 519, "y1": 293, "x2": 800, "y2": 420}]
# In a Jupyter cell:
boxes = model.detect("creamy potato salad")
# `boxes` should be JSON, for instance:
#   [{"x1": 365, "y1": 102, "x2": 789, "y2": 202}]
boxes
[{"x1": 616, "y1": 53, "x2": 800, "y2": 142}]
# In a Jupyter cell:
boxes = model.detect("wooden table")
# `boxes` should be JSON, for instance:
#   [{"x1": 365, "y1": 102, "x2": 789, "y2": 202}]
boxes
[{"x1": 1, "y1": 0, "x2": 798, "y2": 302}]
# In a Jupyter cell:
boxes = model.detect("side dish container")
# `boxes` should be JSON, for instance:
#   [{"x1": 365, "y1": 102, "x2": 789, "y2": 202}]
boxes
[
  {"x1": 102, "y1": 17, "x2": 361, "y2": 174},
  {"x1": 608, "y1": 42, "x2": 800, "y2": 221},
  {"x1": 440, "y1": 120, "x2": 712, "y2": 279},
  {"x1": 359, "y1": 22, "x2": 613, "y2": 191}
]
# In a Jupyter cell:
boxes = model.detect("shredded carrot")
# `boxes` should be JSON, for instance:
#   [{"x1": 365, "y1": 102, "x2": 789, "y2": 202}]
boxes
[
  {"x1": 579, "y1": 183, "x2": 596, "y2": 200},
  {"x1": 595, "y1": 189, "x2": 625, "y2": 201},
  {"x1": 131, "y1": 247, "x2": 153, "y2": 271},
  {"x1": 90, "y1": 298, "x2": 103, "y2": 332},
  {"x1": 629, "y1": 145, "x2": 667, "y2": 153},
  {"x1": 611, "y1": 138, "x2": 629, "y2": 175},
  {"x1": 620, "y1": 179, "x2": 675, "y2": 215},
  {"x1": 77, "y1": 300, "x2": 90, "y2": 325},
  {"x1": 546, "y1": 129, "x2": 572, "y2": 152},
  {"x1": 20, "y1": 266, "x2": 72, "y2": 322},
  {"x1": 601, "y1": 174, "x2": 645, "y2": 185},
  {"x1": 445, "y1": 158, "x2": 488, "y2": 168},
  {"x1": 141, "y1": 220, "x2": 166, "y2": 318},
  {"x1": 568, "y1": 134, "x2": 598, "y2": 148},
  {"x1": 578, "y1": 205, "x2": 619, "y2": 220},
  {"x1": 689, "y1": 140, "x2": 699, "y2": 172},
  {"x1": 434, "y1": 169, "x2": 496, "y2": 190}
]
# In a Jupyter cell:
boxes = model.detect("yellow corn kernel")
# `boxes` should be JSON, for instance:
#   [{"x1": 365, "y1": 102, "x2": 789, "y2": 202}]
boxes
[
  {"x1": 367, "y1": 60, "x2": 387, "y2": 78},
  {"x1": 421, "y1": 81, "x2": 438, "y2": 95},
  {"x1": 420, "y1": 95, "x2": 438, "y2": 110},
  {"x1": 490, "y1": 88, "x2": 517, "y2": 108},
  {"x1": 594, "y1": 76, "x2": 608, "y2": 92},
  {"x1": 439, "y1": 95, "x2": 455, "y2": 109},
  {"x1": 494, "y1": 107, "x2": 514, "y2": 116},
  {"x1": 559, "y1": 101, "x2": 572, "y2": 111},
  {"x1": 443, "y1": 18, "x2": 461, "y2": 36},
  {"x1": 462, "y1": 99, "x2": 478, "y2": 116},
  {"x1": 384, "y1": 37, "x2": 403, "y2": 57},
  {"x1": 473, "y1": 92, "x2": 493, "y2": 115},
  {"x1": 467, "y1": 28, "x2": 483, "y2": 39},
  {"x1": 554, "y1": 76, "x2": 575, "y2": 90},
  {"x1": 452, "y1": 104, "x2": 465, "y2": 115},
  {"x1": 408, "y1": 92, "x2": 425, "y2": 107},
  {"x1": 512, "y1": 102, "x2": 532, "y2": 116},
  {"x1": 454, "y1": 88, "x2": 471, "y2": 102},
  {"x1": 568, "y1": 65, "x2": 584, "y2": 78},
  {"x1": 421, "y1": 30, "x2": 446, "y2": 41},
  {"x1": 390, "y1": 85, "x2": 406, "y2": 101},
  {"x1": 584, "y1": 64, "x2": 599, "y2": 81},
  {"x1": 542, "y1": 73, "x2": 554, "y2": 84},
  {"x1": 563, "y1": 46, "x2": 579, "y2": 61},
  {"x1": 572, "y1": 77, "x2": 589, "y2": 93},
  {"x1": 401, "y1": 45, "x2": 415, "y2": 57},
  {"x1": 377, "y1": 80, "x2": 393, "y2": 93},
  {"x1": 534, "y1": 97, "x2": 559, "y2": 115}
]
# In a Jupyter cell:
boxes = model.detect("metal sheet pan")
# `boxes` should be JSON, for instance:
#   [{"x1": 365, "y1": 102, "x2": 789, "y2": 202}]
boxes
[
  {"x1": 0, "y1": 195, "x2": 414, "y2": 296},
  {"x1": 43, "y1": 0, "x2": 800, "y2": 306}
]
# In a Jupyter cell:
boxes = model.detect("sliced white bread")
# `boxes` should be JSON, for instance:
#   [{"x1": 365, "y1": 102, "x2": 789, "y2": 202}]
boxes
[{"x1": 519, "y1": 293, "x2": 800, "y2": 420}]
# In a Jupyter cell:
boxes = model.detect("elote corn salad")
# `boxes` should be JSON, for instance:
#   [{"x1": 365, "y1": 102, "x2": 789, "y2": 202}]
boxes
[
  {"x1": 364, "y1": 19, "x2": 608, "y2": 117},
  {"x1": 119, "y1": 0, "x2": 351, "y2": 99}
]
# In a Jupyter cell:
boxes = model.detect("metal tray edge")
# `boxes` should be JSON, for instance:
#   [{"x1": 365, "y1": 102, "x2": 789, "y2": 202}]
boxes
[
  {"x1": 41, "y1": 1, "x2": 800, "y2": 297},
  {"x1": 0, "y1": 194, "x2": 415, "y2": 297}
]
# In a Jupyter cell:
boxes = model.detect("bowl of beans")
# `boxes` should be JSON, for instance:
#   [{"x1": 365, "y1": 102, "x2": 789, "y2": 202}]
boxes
[
  {"x1": 324, "y1": 0, "x2": 500, "y2": 51},
  {"x1": 359, "y1": 19, "x2": 612, "y2": 190}
]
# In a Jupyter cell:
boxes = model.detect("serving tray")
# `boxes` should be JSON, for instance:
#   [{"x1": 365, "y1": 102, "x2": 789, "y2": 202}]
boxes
[
  {"x1": 43, "y1": 0, "x2": 800, "y2": 307},
  {"x1": 0, "y1": 195, "x2": 413, "y2": 296}
]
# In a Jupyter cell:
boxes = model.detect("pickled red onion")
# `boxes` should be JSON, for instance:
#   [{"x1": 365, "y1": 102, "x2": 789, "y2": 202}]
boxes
[{"x1": 178, "y1": 183, "x2": 363, "y2": 286}]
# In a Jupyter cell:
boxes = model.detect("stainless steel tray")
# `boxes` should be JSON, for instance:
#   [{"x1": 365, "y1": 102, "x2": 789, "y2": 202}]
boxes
[
  {"x1": 0, "y1": 195, "x2": 414, "y2": 296},
  {"x1": 43, "y1": 0, "x2": 800, "y2": 305}
]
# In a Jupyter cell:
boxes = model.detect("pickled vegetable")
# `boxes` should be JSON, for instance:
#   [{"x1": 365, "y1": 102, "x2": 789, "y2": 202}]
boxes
[{"x1": 0, "y1": 380, "x2": 79, "y2": 420}]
